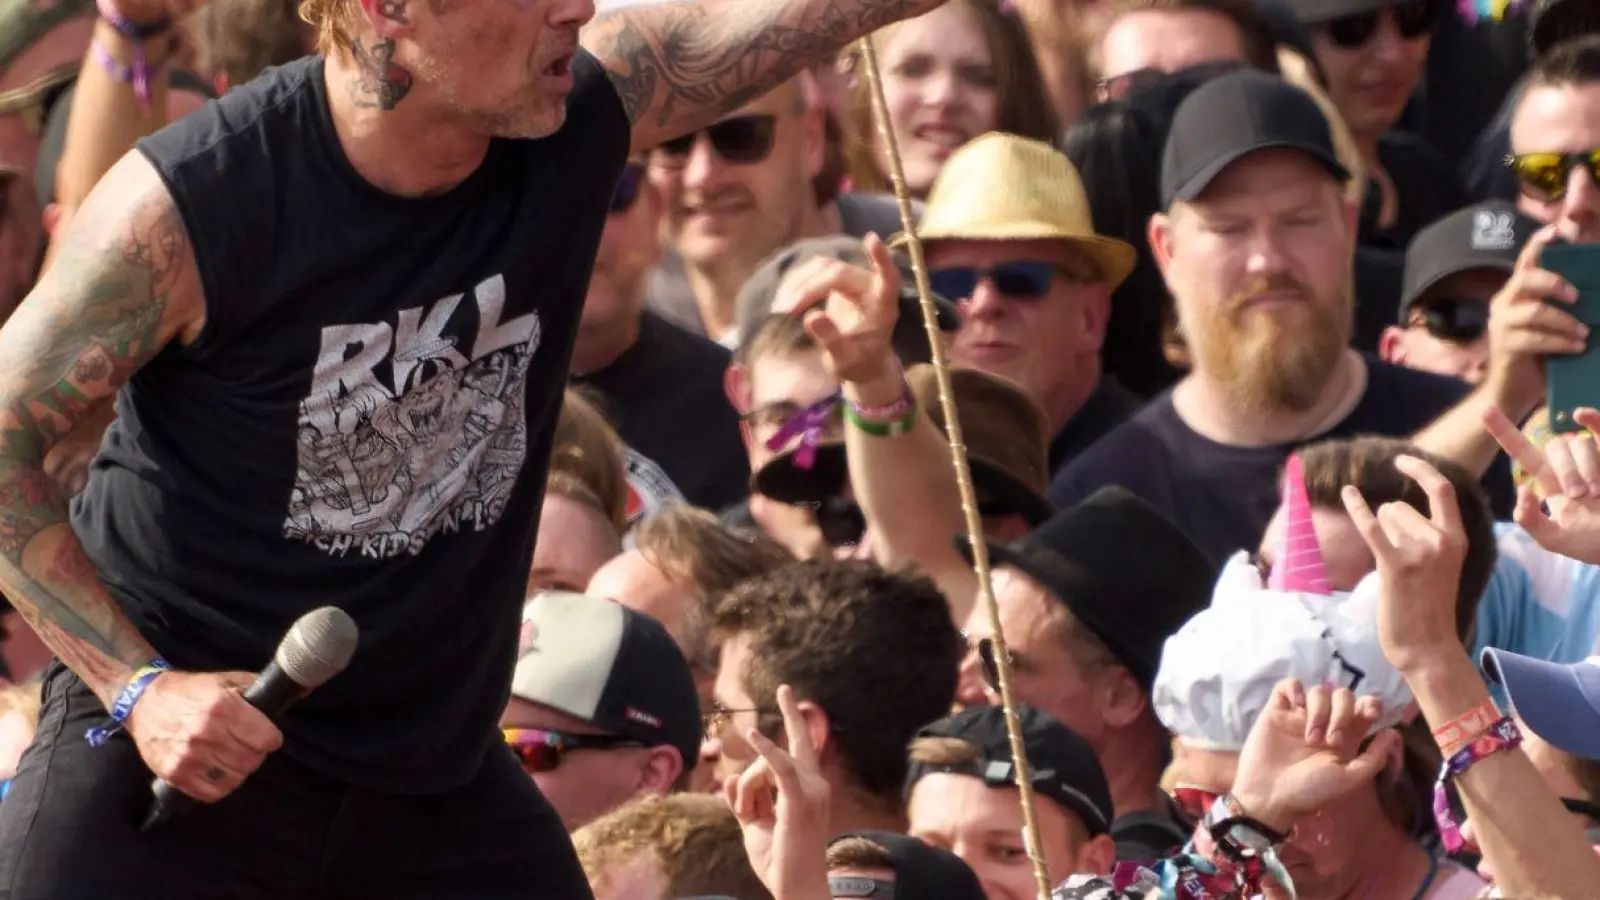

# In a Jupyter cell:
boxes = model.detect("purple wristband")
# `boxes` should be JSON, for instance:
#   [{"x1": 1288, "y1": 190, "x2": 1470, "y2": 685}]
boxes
[{"x1": 95, "y1": 0, "x2": 173, "y2": 41}]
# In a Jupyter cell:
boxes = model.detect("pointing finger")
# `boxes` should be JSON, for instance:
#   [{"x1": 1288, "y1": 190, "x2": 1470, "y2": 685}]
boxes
[
  {"x1": 1485, "y1": 406, "x2": 1563, "y2": 499},
  {"x1": 1341, "y1": 485, "x2": 1394, "y2": 561}
]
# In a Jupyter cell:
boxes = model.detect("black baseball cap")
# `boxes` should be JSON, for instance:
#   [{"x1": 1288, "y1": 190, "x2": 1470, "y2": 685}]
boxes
[
  {"x1": 1399, "y1": 201, "x2": 1539, "y2": 319},
  {"x1": 1161, "y1": 69, "x2": 1350, "y2": 208},
  {"x1": 1283, "y1": 0, "x2": 1423, "y2": 25},
  {"x1": 510, "y1": 592, "x2": 701, "y2": 767},
  {"x1": 828, "y1": 831, "x2": 987, "y2": 900},
  {"x1": 907, "y1": 704, "x2": 1114, "y2": 836}
]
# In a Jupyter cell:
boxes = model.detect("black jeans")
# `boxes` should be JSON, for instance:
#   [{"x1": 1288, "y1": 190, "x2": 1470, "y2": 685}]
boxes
[{"x1": 0, "y1": 663, "x2": 592, "y2": 899}]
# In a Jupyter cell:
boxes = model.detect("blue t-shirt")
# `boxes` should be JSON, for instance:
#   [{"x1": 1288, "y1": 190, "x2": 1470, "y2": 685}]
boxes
[{"x1": 1473, "y1": 524, "x2": 1600, "y2": 700}]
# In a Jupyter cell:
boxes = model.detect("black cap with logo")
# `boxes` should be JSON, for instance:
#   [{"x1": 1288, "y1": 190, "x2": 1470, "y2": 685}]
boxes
[
  {"x1": 907, "y1": 704, "x2": 1115, "y2": 837},
  {"x1": 828, "y1": 831, "x2": 987, "y2": 900},
  {"x1": 1399, "y1": 201, "x2": 1540, "y2": 320},
  {"x1": 1160, "y1": 69, "x2": 1350, "y2": 208}
]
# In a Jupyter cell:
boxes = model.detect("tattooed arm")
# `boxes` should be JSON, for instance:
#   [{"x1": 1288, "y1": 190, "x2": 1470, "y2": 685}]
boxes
[
  {"x1": 581, "y1": 0, "x2": 945, "y2": 151},
  {"x1": 0, "y1": 151, "x2": 205, "y2": 705}
]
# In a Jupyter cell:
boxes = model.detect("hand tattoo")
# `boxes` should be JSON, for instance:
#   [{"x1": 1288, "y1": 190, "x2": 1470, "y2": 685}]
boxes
[{"x1": 348, "y1": 38, "x2": 414, "y2": 110}]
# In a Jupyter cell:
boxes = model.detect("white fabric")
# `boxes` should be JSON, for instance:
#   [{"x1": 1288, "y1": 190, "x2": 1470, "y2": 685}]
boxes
[{"x1": 1152, "y1": 552, "x2": 1414, "y2": 751}]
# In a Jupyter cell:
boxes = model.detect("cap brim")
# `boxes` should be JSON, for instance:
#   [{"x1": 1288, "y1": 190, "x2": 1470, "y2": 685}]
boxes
[
  {"x1": 1400, "y1": 260, "x2": 1515, "y2": 313},
  {"x1": 751, "y1": 443, "x2": 848, "y2": 504},
  {"x1": 969, "y1": 458, "x2": 1055, "y2": 526},
  {"x1": 1481, "y1": 648, "x2": 1600, "y2": 759},
  {"x1": 1170, "y1": 142, "x2": 1351, "y2": 207}
]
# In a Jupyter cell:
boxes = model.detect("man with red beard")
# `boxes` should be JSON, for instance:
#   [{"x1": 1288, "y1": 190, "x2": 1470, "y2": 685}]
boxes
[{"x1": 1049, "y1": 70, "x2": 1500, "y2": 564}]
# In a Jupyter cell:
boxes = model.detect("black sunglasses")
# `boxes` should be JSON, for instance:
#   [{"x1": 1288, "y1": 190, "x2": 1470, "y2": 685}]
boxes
[
  {"x1": 1322, "y1": 0, "x2": 1442, "y2": 49},
  {"x1": 656, "y1": 114, "x2": 778, "y2": 165},
  {"x1": 1096, "y1": 59, "x2": 1244, "y2": 103},
  {"x1": 929, "y1": 260, "x2": 1088, "y2": 303},
  {"x1": 609, "y1": 162, "x2": 644, "y2": 214},
  {"x1": 1507, "y1": 149, "x2": 1600, "y2": 203},
  {"x1": 1407, "y1": 297, "x2": 1489, "y2": 343},
  {"x1": 974, "y1": 636, "x2": 1013, "y2": 693}
]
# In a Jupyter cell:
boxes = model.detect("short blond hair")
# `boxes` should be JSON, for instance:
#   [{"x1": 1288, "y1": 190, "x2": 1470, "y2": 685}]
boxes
[
  {"x1": 572, "y1": 794, "x2": 772, "y2": 900},
  {"x1": 826, "y1": 835, "x2": 895, "y2": 871},
  {"x1": 552, "y1": 387, "x2": 629, "y2": 535}
]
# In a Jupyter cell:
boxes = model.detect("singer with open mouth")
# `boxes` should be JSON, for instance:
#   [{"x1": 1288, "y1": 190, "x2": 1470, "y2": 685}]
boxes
[{"x1": 0, "y1": 0, "x2": 944, "y2": 894}]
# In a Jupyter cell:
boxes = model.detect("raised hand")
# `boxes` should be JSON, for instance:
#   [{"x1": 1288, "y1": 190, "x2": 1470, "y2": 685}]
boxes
[
  {"x1": 1231, "y1": 680, "x2": 1398, "y2": 833},
  {"x1": 770, "y1": 234, "x2": 903, "y2": 386},
  {"x1": 724, "y1": 684, "x2": 832, "y2": 900},
  {"x1": 124, "y1": 670, "x2": 283, "y2": 803},
  {"x1": 1340, "y1": 454, "x2": 1467, "y2": 673},
  {"x1": 1485, "y1": 405, "x2": 1600, "y2": 566},
  {"x1": 1484, "y1": 225, "x2": 1585, "y2": 415}
]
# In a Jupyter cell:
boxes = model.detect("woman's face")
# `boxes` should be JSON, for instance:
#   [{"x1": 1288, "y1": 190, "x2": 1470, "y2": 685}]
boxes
[{"x1": 874, "y1": 3, "x2": 1000, "y2": 196}]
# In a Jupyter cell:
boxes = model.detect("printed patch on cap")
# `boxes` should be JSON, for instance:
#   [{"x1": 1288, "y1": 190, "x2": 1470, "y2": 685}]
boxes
[
  {"x1": 625, "y1": 707, "x2": 663, "y2": 730},
  {"x1": 1471, "y1": 210, "x2": 1516, "y2": 252},
  {"x1": 624, "y1": 447, "x2": 685, "y2": 527}
]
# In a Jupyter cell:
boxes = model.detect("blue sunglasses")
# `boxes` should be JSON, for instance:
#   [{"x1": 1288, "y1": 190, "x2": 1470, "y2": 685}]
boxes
[
  {"x1": 928, "y1": 260, "x2": 1063, "y2": 302},
  {"x1": 609, "y1": 163, "x2": 645, "y2": 215}
]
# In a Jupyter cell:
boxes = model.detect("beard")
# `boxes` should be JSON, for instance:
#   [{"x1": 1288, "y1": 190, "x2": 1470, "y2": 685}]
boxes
[{"x1": 1188, "y1": 273, "x2": 1352, "y2": 415}]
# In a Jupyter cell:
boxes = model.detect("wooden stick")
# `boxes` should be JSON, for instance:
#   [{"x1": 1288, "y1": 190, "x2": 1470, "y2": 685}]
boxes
[{"x1": 853, "y1": 33, "x2": 1055, "y2": 900}]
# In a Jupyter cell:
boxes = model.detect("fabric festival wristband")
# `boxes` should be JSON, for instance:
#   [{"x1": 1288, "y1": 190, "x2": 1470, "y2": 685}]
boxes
[
  {"x1": 93, "y1": 0, "x2": 174, "y2": 114},
  {"x1": 848, "y1": 380, "x2": 914, "y2": 421},
  {"x1": 845, "y1": 401, "x2": 918, "y2": 438},
  {"x1": 1432, "y1": 696, "x2": 1502, "y2": 758},
  {"x1": 85, "y1": 659, "x2": 170, "y2": 747},
  {"x1": 1432, "y1": 716, "x2": 1522, "y2": 852}
]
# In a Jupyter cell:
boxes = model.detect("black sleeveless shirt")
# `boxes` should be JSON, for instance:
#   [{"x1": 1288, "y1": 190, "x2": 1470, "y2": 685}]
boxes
[{"x1": 71, "y1": 53, "x2": 630, "y2": 793}]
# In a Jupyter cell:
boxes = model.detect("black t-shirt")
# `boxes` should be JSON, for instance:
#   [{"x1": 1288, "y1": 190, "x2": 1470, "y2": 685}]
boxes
[
  {"x1": 573, "y1": 312, "x2": 749, "y2": 510},
  {"x1": 1359, "y1": 132, "x2": 1471, "y2": 253},
  {"x1": 74, "y1": 54, "x2": 630, "y2": 793},
  {"x1": 1047, "y1": 376, "x2": 1145, "y2": 475},
  {"x1": 1046, "y1": 358, "x2": 1484, "y2": 564}
]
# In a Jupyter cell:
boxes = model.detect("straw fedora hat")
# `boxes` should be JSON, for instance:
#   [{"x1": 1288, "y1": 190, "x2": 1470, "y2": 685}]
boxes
[{"x1": 895, "y1": 133, "x2": 1138, "y2": 290}]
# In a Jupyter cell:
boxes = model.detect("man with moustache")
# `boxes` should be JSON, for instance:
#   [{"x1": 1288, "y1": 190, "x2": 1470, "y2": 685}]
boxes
[{"x1": 1049, "y1": 70, "x2": 1487, "y2": 564}]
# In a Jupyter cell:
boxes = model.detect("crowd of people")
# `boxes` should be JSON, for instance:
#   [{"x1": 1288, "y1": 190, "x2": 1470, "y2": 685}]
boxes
[{"x1": 0, "y1": 0, "x2": 1599, "y2": 896}]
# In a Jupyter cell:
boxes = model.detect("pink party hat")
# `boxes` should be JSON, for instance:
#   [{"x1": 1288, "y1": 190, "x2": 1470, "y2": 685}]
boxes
[{"x1": 1268, "y1": 454, "x2": 1332, "y2": 595}]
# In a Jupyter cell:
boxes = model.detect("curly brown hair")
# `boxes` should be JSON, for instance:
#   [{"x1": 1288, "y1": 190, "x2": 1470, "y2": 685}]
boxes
[{"x1": 712, "y1": 559, "x2": 962, "y2": 802}]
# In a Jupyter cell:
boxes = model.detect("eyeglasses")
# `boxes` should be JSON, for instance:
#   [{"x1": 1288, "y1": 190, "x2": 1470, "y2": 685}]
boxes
[
  {"x1": 1406, "y1": 297, "x2": 1489, "y2": 343},
  {"x1": 655, "y1": 114, "x2": 779, "y2": 166},
  {"x1": 928, "y1": 260, "x2": 1095, "y2": 303},
  {"x1": 610, "y1": 162, "x2": 645, "y2": 215},
  {"x1": 1095, "y1": 59, "x2": 1244, "y2": 103},
  {"x1": 702, "y1": 700, "x2": 770, "y2": 741},
  {"x1": 1507, "y1": 149, "x2": 1600, "y2": 203},
  {"x1": 742, "y1": 398, "x2": 844, "y2": 434},
  {"x1": 502, "y1": 727, "x2": 644, "y2": 773},
  {"x1": 1321, "y1": 0, "x2": 1443, "y2": 49}
]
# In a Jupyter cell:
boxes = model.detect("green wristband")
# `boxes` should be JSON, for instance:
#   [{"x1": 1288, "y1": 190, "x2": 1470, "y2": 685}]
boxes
[{"x1": 845, "y1": 402, "x2": 919, "y2": 437}]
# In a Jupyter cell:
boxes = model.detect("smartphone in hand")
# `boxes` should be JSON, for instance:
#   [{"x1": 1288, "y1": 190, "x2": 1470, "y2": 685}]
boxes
[{"x1": 1540, "y1": 243, "x2": 1600, "y2": 433}]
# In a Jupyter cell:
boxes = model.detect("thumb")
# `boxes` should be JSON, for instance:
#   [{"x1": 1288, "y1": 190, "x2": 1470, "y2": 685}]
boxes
[
  {"x1": 218, "y1": 672, "x2": 258, "y2": 694},
  {"x1": 1344, "y1": 728, "x2": 1399, "y2": 783},
  {"x1": 1514, "y1": 484, "x2": 1565, "y2": 547},
  {"x1": 803, "y1": 308, "x2": 843, "y2": 349}
]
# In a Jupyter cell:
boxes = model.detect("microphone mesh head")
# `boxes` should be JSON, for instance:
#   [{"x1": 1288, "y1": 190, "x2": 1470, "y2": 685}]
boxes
[{"x1": 275, "y1": 607, "x2": 359, "y2": 689}]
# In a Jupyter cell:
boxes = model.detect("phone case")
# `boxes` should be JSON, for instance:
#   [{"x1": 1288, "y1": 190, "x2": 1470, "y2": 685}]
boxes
[{"x1": 1540, "y1": 244, "x2": 1600, "y2": 433}]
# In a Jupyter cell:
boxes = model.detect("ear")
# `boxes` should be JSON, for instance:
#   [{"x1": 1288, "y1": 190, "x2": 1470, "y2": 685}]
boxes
[
  {"x1": 213, "y1": 71, "x2": 231, "y2": 95},
  {"x1": 1341, "y1": 199, "x2": 1360, "y2": 251},
  {"x1": 725, "y1": 362, "x2": 752, "y2": 414},
  {"x1": 1148, "y1": 211, "x2": 1176, "y2": 279},
  {"x1": 793, "y1": 698, "x2": 833, "y2": 762},
  {"x1": 40, "y1": 202, "x2": 62, "y2": 238},
  {"x1": 637, "y1": 745, "x2": 685, "y2": 795},
  {"x1": 356, "y1": 0, "x2": 415, "y2": 38},
  {"x1": 802, "y1": 105, "x2": 827, "y2": 182},
  {"x1": 1077, "y1": 834, "x2": 1117, "y2": 877},
  {"x1": 1097, "y1": 665, "x2": 1149, "y2": 730},
  {"x1": 1079, "y1": 283, "x2": 1113, "y2": 353},
  {"x1": 1376, "y1": 326, "x2": 1407, "y2": 367}
]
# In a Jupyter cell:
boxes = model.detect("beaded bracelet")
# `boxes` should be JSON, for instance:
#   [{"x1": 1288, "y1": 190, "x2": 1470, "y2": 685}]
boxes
[
  {"x1": 1433, "y1": 716, "x2": 1522, "y2": 852},
  {"x1": 85, "y1": 659, "x2": 170, "y2": 747},
  {"x1": 1432, "y1": 696, "x2": 1502, "y2": 759},
  {"x1": 845, "y1": 400, "x2": 918, "y2": 438}
]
